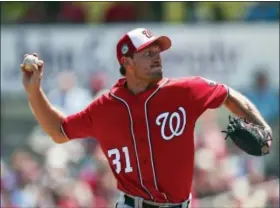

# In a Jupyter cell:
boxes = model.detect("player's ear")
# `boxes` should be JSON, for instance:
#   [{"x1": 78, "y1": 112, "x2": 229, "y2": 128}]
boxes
[{"x1": 122, "y1": 57, "x2": 132, "y2": 69}]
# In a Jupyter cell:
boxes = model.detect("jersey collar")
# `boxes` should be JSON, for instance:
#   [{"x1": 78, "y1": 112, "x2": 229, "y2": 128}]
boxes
[{"x1": 110, "y1": 78, "x2": 169, "y2": 101}]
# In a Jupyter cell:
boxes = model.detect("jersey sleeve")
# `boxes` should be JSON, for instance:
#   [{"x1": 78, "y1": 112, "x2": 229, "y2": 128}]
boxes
[
  {"x1": 188, "y1": 76, "x2": 229, "y2": 114},
  {"x1": 61, "y1": 99, "x2": 101, "y2": 140}
]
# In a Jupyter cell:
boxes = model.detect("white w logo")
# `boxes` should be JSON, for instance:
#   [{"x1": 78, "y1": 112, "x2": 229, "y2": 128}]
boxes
[{"x1": 155, "y1": 107, "x2": 187, "y2": 141}]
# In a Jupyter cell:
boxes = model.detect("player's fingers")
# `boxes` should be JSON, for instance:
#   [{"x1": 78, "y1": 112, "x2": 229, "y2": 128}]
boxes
[
  {"x1": 31, "y1": 63, "x2": 38, "y2": 71},
  {"x1": 31, "y1": 64, "x2": 42, "y2": 79},
  {"x1": 38, "y1": 60, "x2": 44, "y2": 67},
  {"x1": 33, "y1": 53, "x2": 38, "y2": 58},
  {"x1": 22, "y1": 70, "x2": 32, "y2": 78},
  {"x1": 37, "y1": 60, "x2": 44, "y2": 73},
  {"x1": 267, "y1": 140, "x2": 272, "y2": 148},
  {"x1": 21, "y1": 65, "x2": 32, "y2": 81}
]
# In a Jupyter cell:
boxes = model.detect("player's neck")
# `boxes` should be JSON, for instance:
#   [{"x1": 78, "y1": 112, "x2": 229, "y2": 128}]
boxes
[{"x1": 125, "y1": 77, "x2": 161, "y2": 95}]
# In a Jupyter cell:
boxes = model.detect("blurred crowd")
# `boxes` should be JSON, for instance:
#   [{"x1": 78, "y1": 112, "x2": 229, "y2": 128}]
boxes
[
  {"x1": 1, "y1": 2, "x2": 279, "y2": 24},
  {"x1": 1, "y1": 68, "x2": 279, "y2": 207}
]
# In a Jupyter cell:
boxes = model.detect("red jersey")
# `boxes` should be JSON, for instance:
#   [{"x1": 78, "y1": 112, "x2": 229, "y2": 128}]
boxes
[{"x1": 61, "y1": 76, "x2": 228, "y2": 203}]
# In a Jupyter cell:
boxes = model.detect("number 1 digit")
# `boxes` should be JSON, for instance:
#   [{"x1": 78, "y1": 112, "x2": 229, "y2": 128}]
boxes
[
  {"x1": 122, "y1": 147, "x2": 133, "y2": 173},
  {"x1": 108, "y1": 146, "x2": 133, "y2": 174}
]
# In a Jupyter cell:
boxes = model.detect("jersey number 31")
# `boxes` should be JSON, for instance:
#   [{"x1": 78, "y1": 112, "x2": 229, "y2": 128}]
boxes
[{"x1": 108, "y1": 147, "x2": 133, "y2": 174}]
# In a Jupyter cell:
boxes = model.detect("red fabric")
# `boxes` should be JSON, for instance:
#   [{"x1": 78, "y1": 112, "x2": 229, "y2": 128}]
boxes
[
  {"x1": 187, "y1": 76, "x2": 228, "y2": 115},
  {"x1": 57, "y1": 3, "x2": 86, "y2": 22},
  {"x1": 62, "y1": 76, "x2": 228, "y2": 203},
  {"x1": 104, "y1": 3, "x2": 137, "y2": 23},
  {"x1": 61, "y1": 96, "x2": 104, "y2": 139},
  {"x1": 116, "y1": 34, "x2": 137, "y2": 64}
]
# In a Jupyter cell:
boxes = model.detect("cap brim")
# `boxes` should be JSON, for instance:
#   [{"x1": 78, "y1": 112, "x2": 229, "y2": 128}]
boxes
[{"x1": 135, "y1": 36, "x2": 172, "y2": 53}]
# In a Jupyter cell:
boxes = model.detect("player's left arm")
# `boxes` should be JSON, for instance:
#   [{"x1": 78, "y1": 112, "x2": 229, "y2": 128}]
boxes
[
  {"x1": 187, "y1": 76, "x2": 272, "y2": 134},
  {"x1": 224, "y1": 88, "x2": 272, "y2": 134}
]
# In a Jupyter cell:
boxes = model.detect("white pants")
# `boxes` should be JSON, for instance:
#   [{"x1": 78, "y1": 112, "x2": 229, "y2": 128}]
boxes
[{"x1": 115, "y1": 192, "x2": 191, "y2": 208}]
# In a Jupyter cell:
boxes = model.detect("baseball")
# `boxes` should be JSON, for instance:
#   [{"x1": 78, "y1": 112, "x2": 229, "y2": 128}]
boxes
[{"x1": 23, "y1": 55, "x2": 39, "y2": 71}]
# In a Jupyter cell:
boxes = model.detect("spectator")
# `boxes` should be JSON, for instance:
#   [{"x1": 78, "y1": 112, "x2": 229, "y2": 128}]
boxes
[
  {"x1": 244, "y1": 68, "x2": 279, "y2": 126},
  {"x1": 56, "y1": 2, "x2": 87, "y2": 23},
  {"x1": 104, "y1": 2, "x2": 138, "y2": 23},
  {"x1": 47, "y1": 70, "x2": 93, "y2": 115},
  {"x1": 243, "y1": 69, "x2": 279, "y2": 178},
  {"x1": 89, "y1": 72, "x2": 107, "y2": 98}
]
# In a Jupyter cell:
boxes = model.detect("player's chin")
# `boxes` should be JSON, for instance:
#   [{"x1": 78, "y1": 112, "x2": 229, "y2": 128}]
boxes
[{"x1": 149, "y1": 67, "x2": 162, "y2": 78}]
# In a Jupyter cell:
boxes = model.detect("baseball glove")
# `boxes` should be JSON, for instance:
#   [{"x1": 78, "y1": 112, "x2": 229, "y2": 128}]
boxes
[{"x1": 222, "y1": 116, "x2": 272, "y2": 156}]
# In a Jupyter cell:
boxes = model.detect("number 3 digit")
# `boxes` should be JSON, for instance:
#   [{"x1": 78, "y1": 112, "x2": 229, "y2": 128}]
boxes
[
  {"x1": 108, "y1": 148, "x2": 121, "y2": 174},
  {"x1": 108, "y1": 146, "x2": 133, "y2": 174}
]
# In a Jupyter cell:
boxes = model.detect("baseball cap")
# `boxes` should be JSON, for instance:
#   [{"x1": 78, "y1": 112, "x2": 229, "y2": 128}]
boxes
[{"x1": 116, "y1": 28, "x2": 172, "y2": 65}]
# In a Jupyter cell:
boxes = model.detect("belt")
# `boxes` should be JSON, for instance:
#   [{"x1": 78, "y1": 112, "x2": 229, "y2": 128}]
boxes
[{"x1": 124, "y1": 195, "x2": 190, "y2": 208}]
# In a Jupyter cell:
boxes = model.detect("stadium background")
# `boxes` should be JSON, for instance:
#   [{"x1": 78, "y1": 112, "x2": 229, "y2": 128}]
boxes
[{"x1": 1, "y1": 2, "x2": 279, "y2": 208}]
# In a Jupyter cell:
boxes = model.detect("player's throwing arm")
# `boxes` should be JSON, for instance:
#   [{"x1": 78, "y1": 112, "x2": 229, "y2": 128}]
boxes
[{"x1": 21, "y1": 53, "x2": 69, "y2": 144}]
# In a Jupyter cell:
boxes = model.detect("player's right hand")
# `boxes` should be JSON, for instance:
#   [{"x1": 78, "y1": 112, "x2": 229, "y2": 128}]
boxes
[{"x1": 21, "y1": 53, "x2": 44, "y2": 96}]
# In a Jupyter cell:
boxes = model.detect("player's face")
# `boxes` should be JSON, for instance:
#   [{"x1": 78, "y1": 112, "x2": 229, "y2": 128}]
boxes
[{"x1": 131, "y1": 44, "x2": 162, "y2": 81}]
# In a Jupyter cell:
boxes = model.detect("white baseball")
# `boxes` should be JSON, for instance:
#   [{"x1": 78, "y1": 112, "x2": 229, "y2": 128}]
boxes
[{"x1": 23, "y1": 55, "x2": 39, "y2": 71}]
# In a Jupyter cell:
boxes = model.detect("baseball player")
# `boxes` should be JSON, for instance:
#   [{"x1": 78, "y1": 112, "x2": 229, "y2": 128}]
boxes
[{"x1": 21, "y1": 28, "x2": 272, "y2": 208}]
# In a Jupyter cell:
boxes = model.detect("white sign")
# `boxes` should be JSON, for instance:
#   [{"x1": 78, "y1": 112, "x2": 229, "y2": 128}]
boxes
[{"x1": 1, "y1": 24, "x2": 279, "y2": 92}]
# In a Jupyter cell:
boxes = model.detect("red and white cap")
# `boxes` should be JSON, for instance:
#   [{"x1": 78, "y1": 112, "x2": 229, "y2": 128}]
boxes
[{"x1": 116, "y1": 28, "x2": 172, "y2": 65}]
